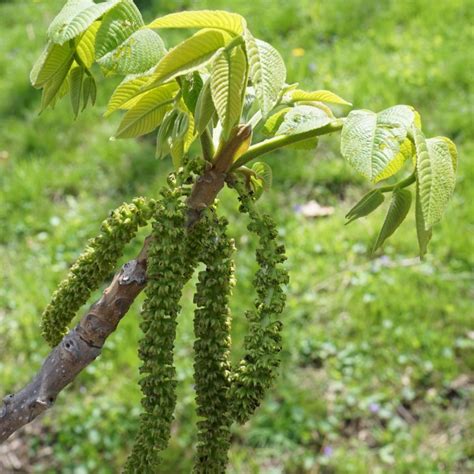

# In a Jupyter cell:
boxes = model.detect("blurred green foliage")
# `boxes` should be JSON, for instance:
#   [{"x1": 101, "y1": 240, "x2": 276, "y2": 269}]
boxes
[{"x1": 0, "y1": 0, "x2": 473, "y2": 472}]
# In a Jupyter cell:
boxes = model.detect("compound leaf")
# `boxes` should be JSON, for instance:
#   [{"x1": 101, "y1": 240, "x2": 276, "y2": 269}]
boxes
[
  {"x1": 76, "y1": 21, "x2": 100, "y2": 68},
  {"x1": 31, "y1": 41, "x2": 74, "y2": 88},
  {"x1": 194, "y1": 77, "x2": 216, "y2": 133},
  {"x1": 69, "y1": 64, "x2": 84, "y2": 117}
]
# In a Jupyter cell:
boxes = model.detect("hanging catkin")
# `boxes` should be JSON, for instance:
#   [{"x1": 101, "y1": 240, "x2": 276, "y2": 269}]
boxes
[{"x1": 41, "y1": 197, "x2": 156, "y2": 347}]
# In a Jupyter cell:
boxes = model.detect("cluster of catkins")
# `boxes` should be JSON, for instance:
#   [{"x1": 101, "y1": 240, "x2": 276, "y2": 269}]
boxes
[{"x1": 40, "y1": 168, "x2": 288, "y2": 473}]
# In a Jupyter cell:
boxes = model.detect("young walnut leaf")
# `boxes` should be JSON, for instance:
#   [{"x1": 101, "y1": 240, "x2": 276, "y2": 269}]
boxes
[
  {"x1": 95, "y1": 0, "x2": 144, "y2": 60},
  {"x1": 373, "y1": 188, "x2": 412, "y2": 253},
  {"x1": 252, "y1": 162, "x2": 272, "y2": 191},
  {"x1": 30, "y1": 41, "x2": 75, "y2": 88},
  {"x1": 105, "y1": 69, "x2": 156, "y2": 116},
  {"x1": 345, "y1": 189, "x2": 385, "y2": 225},
  {"x1": 195, "y1": 77, "x2": 216, "y2": 133},
  {"x1": 341, "y1": 105, "x2": 416, "y2": 183},
  {"x1": 69, "y1": 65, "x2": 84, "y2": 118},
  {"x1": 148, "y1": 10, "x2": 246, "y2": 36},
  {"x1": 97, "y1": 29, "x2": 166, "y2": 75},
  {"x1": 211, "y1": 45, "x2": 247, "y2": 140},
  {"x1": 244, "y1": 30, "x2": 286, "y2": 117},
  {"x1": 276, "y1": 105, "x2": 332, "y2": 135},
  {"x1": 415, "y1": 181, "x2": 432, "y2": 258},
  {"x1": 288, "y1": 89, "x2": 352, "y2": 106},
  {"x1": 414, "y1": 128, "x2": 457, "y2": 228},
  {"x1": 48, "y1": 0, "x2": 122, "y2": 45},
  {"x1": 76, "y1": 21, "x2": 100, "y2": 68},
  {"x1": 114, "y1": 83, "x2": 178, "y2": 138},
  {"x1": 263, "y1": 107, "x2": 291, "y2": 135},
  {"x1": 82, "y1": 74, "x2": 96, "y2": 110},
  {"x1": 147, "y1": 29, "x2": 231, "y2": 88}
]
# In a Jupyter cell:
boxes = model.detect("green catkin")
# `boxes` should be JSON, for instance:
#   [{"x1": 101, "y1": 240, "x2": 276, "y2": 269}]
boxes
[
  {"x1": 125, "y1": 183, "x2": 196, "y2": 473},
  {"x1": 229, "y1": 185, "x2": 289, "y2": 424},
  {"x1": 41, "y1": 197, "x2": 156, "y2": 347},
  {"x1": 192, "y1": 214, "x2": 235, "y2": 473}
]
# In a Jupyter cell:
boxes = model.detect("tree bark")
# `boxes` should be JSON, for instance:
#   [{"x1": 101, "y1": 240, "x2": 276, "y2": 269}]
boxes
[
  {"x1": 0, "y1": 125, "x2": 252, "y2": 444},
  {"x1": 0, "y1": 239, "x2": 150, "y2": 444}
]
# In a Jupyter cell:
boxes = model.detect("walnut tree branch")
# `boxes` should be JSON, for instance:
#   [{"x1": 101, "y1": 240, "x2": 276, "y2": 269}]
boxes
[{"x1": 0, "y1": 125, "x2": 253, "y2": 444}]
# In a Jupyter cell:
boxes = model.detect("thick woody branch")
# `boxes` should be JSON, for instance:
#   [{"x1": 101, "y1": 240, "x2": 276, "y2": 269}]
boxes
[
  {"x1": 0, "y1": 126, "x2": 252, "y2": 443},
  {"x1": 0, "y1": 239, "x2": 150, "y2": 444}
]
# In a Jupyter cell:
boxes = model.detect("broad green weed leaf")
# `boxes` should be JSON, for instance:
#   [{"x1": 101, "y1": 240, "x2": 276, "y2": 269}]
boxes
[
  {"x1": 69, "y1": 65, "x2": 84, "y2": 117},
  {"x1": 340, "y1": 105, "x2": 416, "y2": 183},
  {"x1": 414, "y1": 128, "x2": 457, "y2": 227},
  {"x1": 345, "y1": 189, "x2": 385, "y2": 224},
  {"x1": 148, "y1": 10, "x2": 246, "y2": 35},
  {"x1": 289, "y1": 89, "x2": 352, "y2": 106},
  {"x1": 95, "y1": 0, "x2": 144, "y2": 60},
  {"x1": 211, "y1": 45, "x2": 247, "y2": 139},
  {"x1": 114, "y1": 83, "x2": 178, "y2": 138},
  {"x1": 48, "y1": 0, "x2": 122, "y2": 44},
  {"x1": 415, "y1": 181, "x2": 432, "y2": 258},
  {"x1": 97, "y1": 29, "x2": 166, "y2": 75},
  {"x1": 373, "y1": 188, "x2": 412, "y2": 253},
  {"x1": 276, "y1": 105, "x2": 331, "y2": 135},
  {"x1": 105, "y1": 69, "x2": 156, "y2": 116},
  {"x1": 147, "y1": 29, "x2": 231, "y2": 88},
  {"x1": 244, "y1": 30, "x2": 286, "y2": 117}
]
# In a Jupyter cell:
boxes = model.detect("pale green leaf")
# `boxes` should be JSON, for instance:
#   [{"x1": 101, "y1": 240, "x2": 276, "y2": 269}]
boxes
[
  {"x1": 263, "y1": 107, "x2": 290, "y2": 135},
  {"x1": 76, "y1": 21, "x2": 100, "y2": 68},
  {"x1": 252, "y1": 162, "x2": 272, "y2": 191},
  {"x1": 244, "y1": 30, "x2": 286, "y2": 116},
  {"x1": 147, "y1": 28, "x2": 231, "y2": 88},
  {"x1": 414, "y1": 128, "x2": 457, "y2": 227},
  {"x1": 276, "y1": 105, "x2": 332, "y2": 135},
  {"x1": 373, "y1": 188, "x2": 412, "y2": 253},
  {"x1": 340, "y1": 105, "x2": 416, "y2": 183},
  {"x1": 31, "y1": 41, "x2": 74, "y2": 88},
  {"x1": 415, "y1": 181, "x2": 432, "y2": 258},
  {"x1": 82, "y1": 74, "x2": 96, "y2": 110},
  {"x1": 95, "y1": 0, "x2": 144, "y2": 60},
  {"x1": 148, "y1": 10, "x2": 246, "y2": 35},
  {"x1": 97, "y1": 28, "x2": 166, "y2": 75},
  {"x1": 156, "y1": 109, "x2": 177, "y2": 159},
  {"x1": 345, "y1": 189, "x2": 385, "y2": 224},
  {"x1": 105, "y1": 69, "x2": 156, "y2": 116},
  {"x1": 48, "y1": 0, "x2": 122, "y2": 44},
  {"x1": 69, "y1": 65, "x2": 84, "y2": 118},
  {"x1": 211, "y1": 45, "x2": 247, "y2": 139},
  {"x1": 289, "y1": 89, "x2": 352, "y2": 106},
  {"x1": 194, "y1": 77, "x2": 216, "y2": 133},
  {"x1": 114, "y1": 83, "x2": 178, "y2": 138},
  {"x1": 40, "y1": 57, "x2": 75, "y2": 112}
]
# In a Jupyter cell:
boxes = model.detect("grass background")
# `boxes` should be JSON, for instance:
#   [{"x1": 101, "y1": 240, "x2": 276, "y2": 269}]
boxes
[{"x1": 0, "y1": 0, "x2": 473, "y2": 472}]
